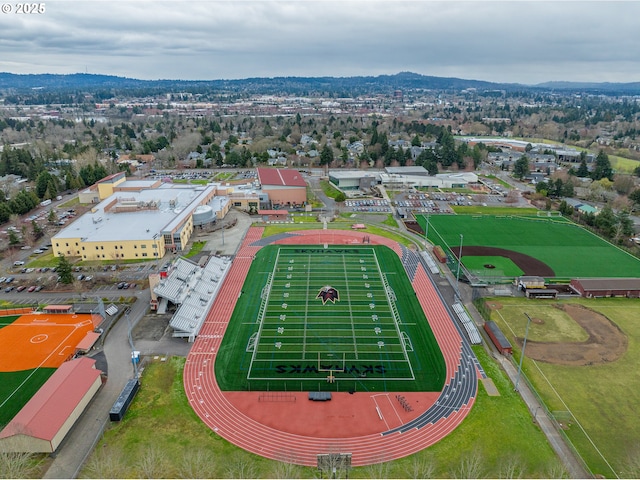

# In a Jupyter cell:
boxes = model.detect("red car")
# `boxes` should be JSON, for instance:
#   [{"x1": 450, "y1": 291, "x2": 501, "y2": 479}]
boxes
[
  {"x1": 27, "y1": 285, "x2": 37, "y2": 292},
  {"x1": 16, "y1": 286, "x2": 26, "y2": 292}
]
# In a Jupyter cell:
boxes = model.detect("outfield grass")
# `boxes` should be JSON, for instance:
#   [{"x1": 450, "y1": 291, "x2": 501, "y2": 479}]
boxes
[
  {"x1": 0, "y1": 368, "x2": 55, "y2": 425},
  {"x1": 420, "y1": 214, "x2": 640, "y2": 279},
  {"x1": 80, "y1": 350, "x2": 563, "y2": 478},
  {"x1": 216, "y1": 245, "x2": 445, "y2": 392},
  {"x1": 486, "y1": 297, "x2": 640, "y2": 477}
]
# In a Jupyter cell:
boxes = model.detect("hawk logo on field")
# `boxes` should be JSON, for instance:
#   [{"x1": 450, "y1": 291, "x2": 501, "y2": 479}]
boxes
[{"x1": 317, "y1": 286, "x2": 340, "y2": 304}]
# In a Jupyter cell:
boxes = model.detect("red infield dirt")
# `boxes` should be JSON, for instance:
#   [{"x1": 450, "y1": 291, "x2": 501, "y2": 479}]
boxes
[
  {"x1": 185, "y1": 228, "x2": 478, "y2": 466},
  {"x1": 0, "y1": 313, "x2": 99, "y2": 372}
]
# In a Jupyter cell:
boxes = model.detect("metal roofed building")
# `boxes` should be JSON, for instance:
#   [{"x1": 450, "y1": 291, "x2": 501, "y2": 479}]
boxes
[
  {"x1": 0, "y1": 357, "x2": 103, "y2": 453},
  {"x1": 153, "y1": 256, "x2": 231, "y2": 341},
  {"x1": 256, "y1": 168, "x2": 307, "y2": 207},
  {"x1": 52, "y1": 183, "x2": 230, "y2": 260}
]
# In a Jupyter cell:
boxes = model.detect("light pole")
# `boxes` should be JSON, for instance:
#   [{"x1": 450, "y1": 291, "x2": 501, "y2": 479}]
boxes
[
  {"x1": 126, "y1": 309, "x2": 139, "y2": 379},
  {"x1": 455, "y1": 233, "x2": 463, "y2": 296},
  {"x1": 424, "y1": 212, "x2": 430, "y2": 247},
  {"x1": 515, "y1": 312, "x2": 532, "y2": 392}
]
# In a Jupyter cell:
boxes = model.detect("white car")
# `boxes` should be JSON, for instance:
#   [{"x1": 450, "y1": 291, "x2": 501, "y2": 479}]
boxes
[
  {"x1": 13, "y1": 261, "x2": 25, "y2": 267},
  {"x1": 20, "y1": 246, "x2": 31, "y2": 250},
  {"x1": 33, "y1": 249, "x2": 44, "y2": 254}
]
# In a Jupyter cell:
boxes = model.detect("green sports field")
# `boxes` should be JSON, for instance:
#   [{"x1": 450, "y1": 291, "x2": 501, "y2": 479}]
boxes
[
  {"x1": 215, "y1": 245, "x2": 446, "y2": 393},
  {"x1": 419, "y1": 214, "x2": 640, "y2": 279}
]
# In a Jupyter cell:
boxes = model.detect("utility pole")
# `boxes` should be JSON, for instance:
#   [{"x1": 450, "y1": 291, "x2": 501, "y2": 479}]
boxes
[{"x1": 515, "y1": 312, "x2": 532, "y2": 392}]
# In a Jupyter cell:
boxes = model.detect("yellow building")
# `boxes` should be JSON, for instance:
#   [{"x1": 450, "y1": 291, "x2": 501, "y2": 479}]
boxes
[{"x1": 53, "y1": 183, "x2": 230, "y2": 261}]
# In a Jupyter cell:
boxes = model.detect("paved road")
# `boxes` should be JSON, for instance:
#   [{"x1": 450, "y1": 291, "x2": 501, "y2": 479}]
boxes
[{"x1": 43, "y1": 289, "x2": 192, "y2": 479}]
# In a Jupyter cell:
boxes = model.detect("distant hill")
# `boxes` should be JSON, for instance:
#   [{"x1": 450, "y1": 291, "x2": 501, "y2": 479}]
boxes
[{"x1": 0, "y1": 71, "x2": 639, "y2": 96}]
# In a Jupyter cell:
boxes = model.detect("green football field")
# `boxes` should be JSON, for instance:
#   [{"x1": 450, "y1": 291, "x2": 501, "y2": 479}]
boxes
[
  {"x1": 215, "y1": 245, "x2": 446, "y2": 393},
  {"x1": 418, "y1": 214, "x2": 640, "y2": 279}
]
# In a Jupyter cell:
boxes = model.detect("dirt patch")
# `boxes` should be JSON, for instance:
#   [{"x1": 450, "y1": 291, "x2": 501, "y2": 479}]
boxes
[
  {"x1": 514, "y1": 304, "x2": 628, "y2": 366},
  {"x1": 460, "y1": 246, "x2": 555, "y2": 277},
  {"x1": 486, "y1": 301, "x2": 503, "y2": 310},
  {"x1": 532, "y1": 317, "x2": 545, "y2": 325}
]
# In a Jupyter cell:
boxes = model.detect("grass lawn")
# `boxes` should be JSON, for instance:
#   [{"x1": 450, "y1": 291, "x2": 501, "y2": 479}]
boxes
[
  {"x1": 58, "y1": 196, "x2": 80, "y2": 208},
  {"x1": 481, "y1": 174, "x2": 512, "y2": 189},
  {"x1": 184, "y1": 241, "x2": 206, "y2": 258},
  {"x1": 320, "y1": 179, "x2": 343, "y2": 199},
  {"x1": 449, "y1": 206, "x2": 540, "y2": 215},
  {"x1": 80, "y1": 350, "x2": 562, "y2": 478},
  {"x1": 486, "y1": 297, "x2": 640, "y2": 477},
  {"x1": 259, "y1": 223, "x2": 415, "y2": 247},
  {"x1": 26, "y1": 252, "x2": 56, "y2": 268}
]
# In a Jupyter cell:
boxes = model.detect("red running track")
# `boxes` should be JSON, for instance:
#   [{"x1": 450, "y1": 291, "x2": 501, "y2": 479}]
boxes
[{"x1": 184, "y1": 228, "x2": 477, "y2": 466}]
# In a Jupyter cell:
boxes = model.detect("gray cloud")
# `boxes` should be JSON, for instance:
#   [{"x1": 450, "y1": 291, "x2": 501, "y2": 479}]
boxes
[{"x1": 0, "y1": 1, "x2": 638, "y2": 84}]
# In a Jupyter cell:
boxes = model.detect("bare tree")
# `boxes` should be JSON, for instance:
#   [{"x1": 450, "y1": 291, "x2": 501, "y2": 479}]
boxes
[
  {"x1": 364, "y1": 458, "x2": 390, "y2": 479},
  {"x1": 134, "y1": 444, "x2": 170, "y2": 479},
  {"x1": 452, "y1": 448, "x2": 485, "y2": 479},
  {"x1": 82, "y1": 446, "x2": 126, "y2": 479},
  {"x1": 543, "y1": 462, "x2": 569, "y2": 479},
  {"x1": 406, "y1": 454, "x2": 437, "y2": 479},
  {"x1": 176, "y1": 447, "x2": 216, "y2": 479},
  {"x1": 224, "y1": 452, "x2": 257, "y2": 479},
  {"x1": 497, "y1": 453, "x2": 525, "y2": 479},
  {"x1": 270, "y1": 450, "x2": 301, "y2": 479}
]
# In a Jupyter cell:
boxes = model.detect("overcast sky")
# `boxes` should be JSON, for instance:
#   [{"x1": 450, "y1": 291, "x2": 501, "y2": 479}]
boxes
[{"x1": 0, "y1": 1, "x2": 638, "y2": 85}]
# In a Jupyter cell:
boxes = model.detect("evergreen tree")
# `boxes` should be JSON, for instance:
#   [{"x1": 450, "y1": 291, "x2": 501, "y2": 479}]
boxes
[
  {"x1": 56, "y1": 255, "x2": 74, "y2": 284},
  {"x1": 576, "y1": 159, "x2": 589, "y2": 177},
  {"x1": 513, "y1": 156, "x2": 530, "y2": 180},
  {"x1": 592, "y1": 150, "x2": 613, "y2": 181}
]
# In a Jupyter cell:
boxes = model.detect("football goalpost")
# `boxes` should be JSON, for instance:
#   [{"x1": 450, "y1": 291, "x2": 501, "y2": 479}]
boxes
[{"x1": 318, "y1": 352, "x2": 346, "y2": 383}]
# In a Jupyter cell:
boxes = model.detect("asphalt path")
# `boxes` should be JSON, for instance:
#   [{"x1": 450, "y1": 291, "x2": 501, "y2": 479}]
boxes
[{"x1": 43, "y1": 288, "x2": 192, "y2": 479}]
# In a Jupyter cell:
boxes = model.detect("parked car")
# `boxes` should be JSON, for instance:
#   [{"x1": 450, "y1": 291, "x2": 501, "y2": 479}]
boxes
[
  {"x1": 117, "y1": 282, "x2": 125, "y2": 289},
  {"x1": 20, "y1": 245, "x2": 31, "y2": 250},
  {"x1": 16, "y1": 286, "x2": 26, "y2": 292},
  {"x1": 34, "y1": 285, "x2": 43, "y2": 292},
  {"x1": 0, "y1": 277, "x2": 5, "y2": 283},
  {"x1": 4, "y1": 286, "x2": 14, "y2": 293},
  {"x1": 84, "y1": 276, "x2": 93, "y2": 281},
  {"x1": 33, "y1": 249, "x2": 44, "y2": 254},
  {"x1": 77, "y1": 274, "x2": 85, "y2": 281},
  {"x1": 5, "y1": 277, "x2": 15, "y2": 283},
  {"x1": 27, "y1": 285, "x2": 37, "y2": 292},
  {"x1": 13, "y1": 261, "x2": 25, "y2": 267}
]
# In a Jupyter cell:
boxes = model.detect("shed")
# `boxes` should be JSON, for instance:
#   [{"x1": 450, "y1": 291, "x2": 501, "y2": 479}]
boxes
[
  {"x1": 525, "y1": 288, "x2": 558, "y2": 299},
  {"x1": 43, "y1": 304, "x2": 73, "y2": 314},
  {"x1": 484, "y1": 321, "x2": 513, "y2": 355}
]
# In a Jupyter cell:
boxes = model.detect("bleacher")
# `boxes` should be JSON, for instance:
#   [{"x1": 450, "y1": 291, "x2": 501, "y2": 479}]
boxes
[
  {"x1": 308, "y1": 391, "x2": 332, "y2": 401},
  {"x1": 153, "y1": 256, "x2": 232, "y2": 341},
  {"x1": 452, "y1": 303, "x2": 482, "y2": 345},
  {"x1": 420, "y1": 250, "x2": 441, "y2": 275}
]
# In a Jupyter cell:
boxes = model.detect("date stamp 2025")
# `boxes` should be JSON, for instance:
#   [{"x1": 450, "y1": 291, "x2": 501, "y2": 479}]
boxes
[{"x1": 1, "y1": 3, "x2": 46, "y2": 14}]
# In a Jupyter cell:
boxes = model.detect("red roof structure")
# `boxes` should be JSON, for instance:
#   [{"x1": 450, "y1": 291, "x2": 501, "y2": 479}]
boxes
[
  {"x1": 0, "y1": 357, "x2": 103, "y2": 452},
  {"x1": 257, "y1": 168, "x2": 306, "y2": 187}
]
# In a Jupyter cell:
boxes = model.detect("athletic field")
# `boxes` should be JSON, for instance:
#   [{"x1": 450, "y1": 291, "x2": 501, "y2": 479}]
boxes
[
  {"x1": 419, "y1": 214, "x2": 640, "y2": 280},
  {"x1": 216, "y1": 245, "x2": 446, "y2": 393},
  {"x1": 0, "y1": 311, "x2": 99, "y2": 425}
]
